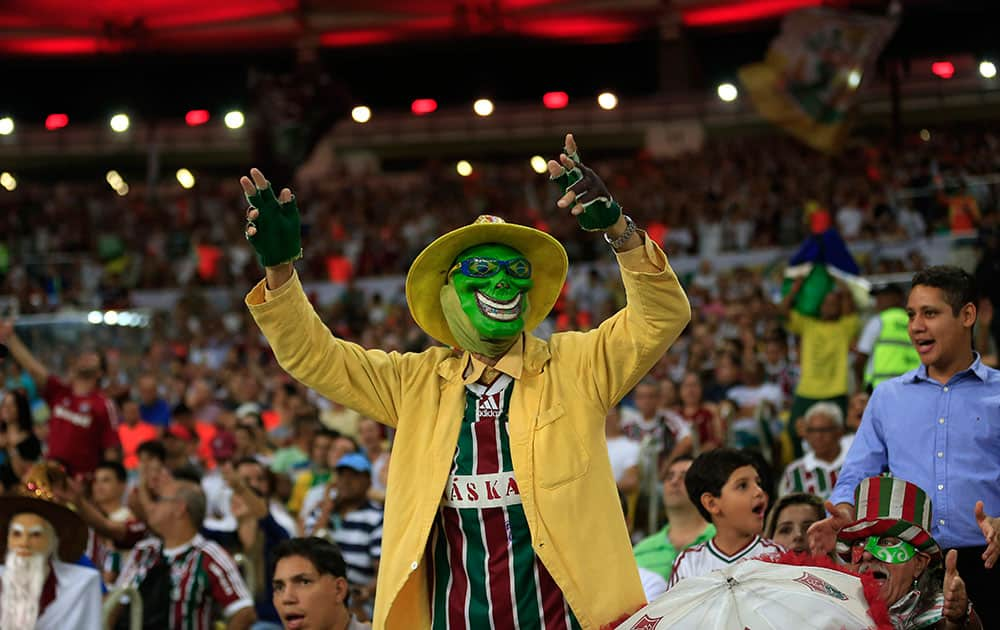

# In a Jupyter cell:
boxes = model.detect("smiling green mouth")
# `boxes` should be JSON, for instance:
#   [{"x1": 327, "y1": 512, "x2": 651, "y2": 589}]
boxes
[{"x1": 475, "y1": 291, "x2": 522, "y2": 321}]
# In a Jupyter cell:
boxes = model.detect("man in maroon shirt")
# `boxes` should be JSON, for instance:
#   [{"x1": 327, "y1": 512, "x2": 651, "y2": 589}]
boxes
[{"x1": 0, "y1": 321, "x2": 120, "y2": 476}]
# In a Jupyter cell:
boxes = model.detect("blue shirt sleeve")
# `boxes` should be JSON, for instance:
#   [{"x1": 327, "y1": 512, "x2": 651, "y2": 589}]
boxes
[{"x1": 829, "y1": 388, "x2": 889, "y2": 505}]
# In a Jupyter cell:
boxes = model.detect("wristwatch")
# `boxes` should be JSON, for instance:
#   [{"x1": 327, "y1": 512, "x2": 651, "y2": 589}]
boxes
[{"x1": 604, "y1": 215, "x2": 636, "y2": 251}]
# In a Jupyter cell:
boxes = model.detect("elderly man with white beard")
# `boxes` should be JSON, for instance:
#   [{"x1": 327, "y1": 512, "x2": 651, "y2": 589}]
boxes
[{"x1": 0, "y1": 462, "x2": 102, "y2": 629}]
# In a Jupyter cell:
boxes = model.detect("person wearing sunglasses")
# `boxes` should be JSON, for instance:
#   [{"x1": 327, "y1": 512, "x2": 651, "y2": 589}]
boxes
[{"x1": 240, "y1": 133, "x2": 691, "y2": 629}]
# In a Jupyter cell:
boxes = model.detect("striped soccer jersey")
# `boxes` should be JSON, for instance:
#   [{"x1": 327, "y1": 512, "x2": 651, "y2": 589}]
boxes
[
  {"x1": 430, "y1": 374, "x2": 581, "y2": 630},
  {"x1": 778, "y1": 449, "x2": 846, "y2": 500},
  {"x1": 667, "y1": 535, "x2": 784, "y2": 590},
  {"x1": 116, "y1": 534, "x2": 254, "y2": 630}
]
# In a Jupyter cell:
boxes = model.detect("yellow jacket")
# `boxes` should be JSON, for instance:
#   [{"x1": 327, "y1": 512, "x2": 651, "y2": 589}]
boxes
[{"x1": 246, "y1": 236, "x2": 691, "y2": 629}]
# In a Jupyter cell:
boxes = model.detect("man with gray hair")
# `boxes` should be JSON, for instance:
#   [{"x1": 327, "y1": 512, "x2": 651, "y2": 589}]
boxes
[
  {"x1": 0, "y1": 461, "x2": 102, "y2": 629},
  {"x1": 777, "y1": 401, "x2": 845, "y2": 499},
  {"x1": 112, "y1": 470, "x2": 256, "y2": 629}
]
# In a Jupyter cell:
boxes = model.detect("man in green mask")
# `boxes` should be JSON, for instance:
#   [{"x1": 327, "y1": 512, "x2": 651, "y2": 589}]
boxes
[{"x1": 241, "y1": 134, "x2": 691, "y2": 629}]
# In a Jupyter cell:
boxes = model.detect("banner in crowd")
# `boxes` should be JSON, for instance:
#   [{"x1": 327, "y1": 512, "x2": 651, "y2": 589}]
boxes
[{"x1": 738, "y1": 8, "x2": 897, "y2": 153}]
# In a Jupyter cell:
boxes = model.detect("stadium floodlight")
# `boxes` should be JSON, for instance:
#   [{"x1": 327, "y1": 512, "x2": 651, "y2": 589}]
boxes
[
  {"x1": 351, "y1": 106, "x2": 372, "y2": 123},
  {"x1": 473, "y1": 99, "x2": 494, "y2": 117},
  {"x1": 176, "y1": 168, "x2": 196, "y2": 189},
  {"x1": 847, "y1": 69, "x2": 862, "y2": 89},
  {"x1": 103, "y1": 310, "x2": 119, "y2": 325},
  {"x1": 597, "y1": 92, "x2": 618, "y2": 110},
  {"x1": 0, "y1": 117, "x2": 13, "y2": 135},
  {"x1": 981, "y1": 61, "x2": 997, "y2": 79},
  {"x1": 110, "y1": 113, "x2": 130, "y2": 133},
  {"x1": 87, "y1": 311, "x2": 103, "y2": 325},
  {"x1": 530, "y1": 156, "x2": 548, "y2": 174},
  {"x1": 0, "y1": 172, "x2": 15, "y2": 191},
  {"x1": 717, "y1": 83, "x2": 738, "y2": 102},
  {"x1": 456, "y1": 160, "x2": 473, "y2": 177},
  {"x1": 920, "y1": 129, "x2": 931, "y2": 142},
  {"x1": 224, "y1": 110, "x2": 245, "y2": 129}
]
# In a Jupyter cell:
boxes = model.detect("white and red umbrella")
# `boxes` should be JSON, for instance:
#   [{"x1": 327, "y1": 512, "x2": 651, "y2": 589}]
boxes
[{"x1": 618, "y1": 556, "x2": 891, "y2": 630}]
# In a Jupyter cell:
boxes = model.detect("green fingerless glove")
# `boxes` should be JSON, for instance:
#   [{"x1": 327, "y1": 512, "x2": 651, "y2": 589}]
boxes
[
  {"x1": 245, "y1": 184, "x2": 303, "y2": 267},
  {"x1": 550, "y1": 147, "x2": 622, "y2": 232}
]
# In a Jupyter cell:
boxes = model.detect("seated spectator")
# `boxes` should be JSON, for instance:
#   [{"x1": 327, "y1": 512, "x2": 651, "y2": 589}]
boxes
[
  {"x1": 271, "y1": 415, "x2": 317, "y2": 478},
  {"x1": 271, "y1": 537, "x2": 371, "y2": 630},
  {"x1": 620, "y1": 377, "x2": 693, "y2": 481},
  {"x1": 675, "y1": 371, "x2": 724, "y2": 454},
  {"x1": 633, "y1": 455, "x2": 714, "y2": 586},
  {"x1": 227, "y1": 457, "x2": 290, "y2": 628},
  {"x1": 764, "y1": 492, "x2": 824, "y2": 553},
  {"x1": 313, "y1": 453, "x2": 382, "y2": 618},
  {"x1": 667, "y1": 448, "x2": 781, "y2": 589},
  {"x1": 298, "y1": 435, "x2": 359, "y2": 535},
  {"x1": 89, "y1": 459, "x2": 132, "y2": 584},
  {"x1": 840, "y1": 475, "x2": 982, "y2": 629},
  {"x1": 357, "y1": 418, "x2": 389, "y2": 504},
  {"x1": 117, "y1": 399, "x2": 159, "y2": 472},
  {"x1": 0, "y1": 389, "x2": 42, "y2": 490},
  {"x1": 111, "y1": 472, "x2": 256, "y2": 628},
  {"x1": 604, "y1": 405, "x2": 639, "y2": 497},
  {"x1": 778, "y1": 402, "x2": 846, "y2": 500},
  {"x1": 287, "y1": 428, "x2": 335, "y2": 515},
  {"x1": 136, "y1": 373, "x2": 171, "y2": 430}
]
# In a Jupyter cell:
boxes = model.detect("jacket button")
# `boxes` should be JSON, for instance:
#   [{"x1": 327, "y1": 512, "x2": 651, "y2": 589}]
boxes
[{"x1": 410, "y1": 561, "x2": 419, "y2": 571}]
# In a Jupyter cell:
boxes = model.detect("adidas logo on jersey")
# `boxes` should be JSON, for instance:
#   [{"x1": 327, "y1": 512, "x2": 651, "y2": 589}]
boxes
[{"x1": 477, "y1": 392, "x2": 503, "y2": 419}]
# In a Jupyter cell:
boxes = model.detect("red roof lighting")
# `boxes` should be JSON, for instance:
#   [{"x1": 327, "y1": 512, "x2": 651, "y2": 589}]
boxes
[
  {"x1": 683, "y1": 0, "x2": 822, "y2": 27},
  {"x1": 45, "y1": 113, "x2": 69, "y2": 130},
  {"x1": 931, "y1": 61, "x2": 955, "y2": 79},
  {"x1": 185, "y1": 109, "x2": 210, "y2": 126},
  {"x1": 543, "y1": 91, "x2": 569, "y2": 109},
  {"x1": 411, "y1": 99, "x2": 438, "y2": 115}
]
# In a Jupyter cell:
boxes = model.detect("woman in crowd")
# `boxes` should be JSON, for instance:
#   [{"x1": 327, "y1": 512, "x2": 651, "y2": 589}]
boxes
[
  {"x1": 765, "y1": 492, "x2": 825, "y2": 553},
  {"x1": 675, "y1": 371, "x2": 724, "y2": 453},
  {"x1": 0, "y1": 388, "x2": 42, "y2": 489}
]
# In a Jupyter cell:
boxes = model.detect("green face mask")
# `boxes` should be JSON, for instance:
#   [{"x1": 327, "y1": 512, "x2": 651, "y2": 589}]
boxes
[
  {"x1": 446, "y1": 243, "x2": 533, "y2": 344},
  {"x1": 855, "y1": 536, "x2": 917, "y2": 564}
]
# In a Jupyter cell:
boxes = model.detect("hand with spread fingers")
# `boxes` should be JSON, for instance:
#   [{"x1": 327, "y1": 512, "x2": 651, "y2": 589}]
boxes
[
  {"x1": 975, "y1": 500, "x2": 1000, "y2": 569},
  {"x1": 239, "y1": 168, "x2": 302, "y2": 268},
  {"x1": 807, "y1": 500, "x2": 854, "y2": 557},
  {"x1": 547, "y1": 133, "x2": 622, "y2": 231}
]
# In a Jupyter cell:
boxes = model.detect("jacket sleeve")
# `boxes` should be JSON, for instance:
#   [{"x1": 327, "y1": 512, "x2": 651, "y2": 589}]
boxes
[
  {"x1": 245, "y1": 271, "x2": 405, "y2": 427},
  {"x1": 557, "y1": 235, "x2": 691, "y2": 411}
]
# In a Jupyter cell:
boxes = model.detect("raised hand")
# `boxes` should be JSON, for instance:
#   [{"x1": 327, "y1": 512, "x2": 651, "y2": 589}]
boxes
[
  {"x1": 546, "y1": 133, "x2": 622, "y2": 231},
  {"x1": 239, "y1": 168, "x2": 302, "y2": 268},
  {"x1": 942, "y1": 549, "x2": 970, "y2": 624},
  {"x1": 807, "y1": 500, "x2": 854, "y2": 557},
  {"x1": 975, "y1": 500, "x2": 999, "y2": 568}
]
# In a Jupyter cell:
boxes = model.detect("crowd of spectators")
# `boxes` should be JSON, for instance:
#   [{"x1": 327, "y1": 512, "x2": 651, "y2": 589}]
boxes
[{"x1": 1, "y1": 124, "x2": 999, "y2": 627}]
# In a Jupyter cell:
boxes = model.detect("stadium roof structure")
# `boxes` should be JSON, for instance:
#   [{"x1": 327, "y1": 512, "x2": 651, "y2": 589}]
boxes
[{"x1": 1, "y1": 0, "x2": 980, "y2": 56}]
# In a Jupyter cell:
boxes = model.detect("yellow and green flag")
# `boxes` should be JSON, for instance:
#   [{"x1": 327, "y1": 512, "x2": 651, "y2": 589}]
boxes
[{"x1": 739, "y1": 8, "x2": 896, "y2": 153}]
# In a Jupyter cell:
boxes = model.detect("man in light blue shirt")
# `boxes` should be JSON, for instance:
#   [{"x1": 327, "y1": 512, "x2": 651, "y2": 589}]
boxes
[{"x1": 809, "y1": 266, "x2": 999, "y2": 626}]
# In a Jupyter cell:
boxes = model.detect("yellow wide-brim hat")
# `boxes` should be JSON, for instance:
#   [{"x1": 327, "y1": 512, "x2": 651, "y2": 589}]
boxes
[{"x1": 406, "y1": 215, "x2": 568, "y2": 349}]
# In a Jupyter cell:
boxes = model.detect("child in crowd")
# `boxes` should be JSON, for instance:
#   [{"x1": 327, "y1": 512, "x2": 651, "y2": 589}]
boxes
[{"x1": 667, "y1": 448, "x2": 782, "y2": 589}]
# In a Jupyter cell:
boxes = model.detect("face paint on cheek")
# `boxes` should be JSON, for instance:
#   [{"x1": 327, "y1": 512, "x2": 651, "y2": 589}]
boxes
[{"x1": 450, "y1": 243, "x2": 533, "y2": 340}]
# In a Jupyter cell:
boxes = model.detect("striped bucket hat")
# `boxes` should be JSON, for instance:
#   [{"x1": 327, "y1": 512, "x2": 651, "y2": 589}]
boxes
[{"x1": 837, "y1": 474, "x2": 940, "y2": 559}]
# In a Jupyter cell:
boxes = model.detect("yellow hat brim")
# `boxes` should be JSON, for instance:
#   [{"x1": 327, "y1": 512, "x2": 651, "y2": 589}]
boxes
[{"x1": 405, "y1": 220, "x2": 568, "y2": 349}]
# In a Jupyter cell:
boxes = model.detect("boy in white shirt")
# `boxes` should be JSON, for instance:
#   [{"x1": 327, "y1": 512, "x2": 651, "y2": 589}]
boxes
[{"x1": 667, "y1": 448, "x2": 782, "y2": 589}]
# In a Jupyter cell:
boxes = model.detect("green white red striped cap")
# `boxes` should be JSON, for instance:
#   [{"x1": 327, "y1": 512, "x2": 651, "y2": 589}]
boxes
[{"x1": 837, "y1": 474, "x2": 940, "y2": 559}]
